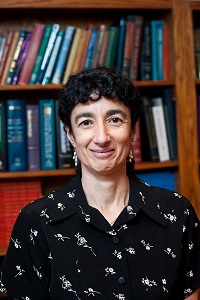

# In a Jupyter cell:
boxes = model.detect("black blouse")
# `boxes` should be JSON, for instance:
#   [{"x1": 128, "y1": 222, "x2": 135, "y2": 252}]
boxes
[{"x1": 0, "y1": 174, "x2": 200, "y2": 300}]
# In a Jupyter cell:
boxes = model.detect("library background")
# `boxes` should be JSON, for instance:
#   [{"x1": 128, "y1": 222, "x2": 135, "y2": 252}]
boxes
[{"x1": 0, "y1": 0, "x2": 200, "y2": 298}]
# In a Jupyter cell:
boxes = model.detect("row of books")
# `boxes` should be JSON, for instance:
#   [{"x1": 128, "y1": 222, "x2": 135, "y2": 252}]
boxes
[
  {"x1": 0, "y1": 99, "x2": 74, "y2": 172},
  {"x1": 0, "y1": 15, "x2": 169, "y2": 85},
  {"x1": 132, "y1": 88, "x2": 177, "y2": 163},
  {"x1": 0, "y1": 180, "x2": 42, "y2": 247}
]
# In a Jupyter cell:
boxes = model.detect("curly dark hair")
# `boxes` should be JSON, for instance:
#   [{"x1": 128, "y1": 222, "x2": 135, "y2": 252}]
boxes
[{"x1": 58, "y1": 66, "x2": 142, "y2": 132}]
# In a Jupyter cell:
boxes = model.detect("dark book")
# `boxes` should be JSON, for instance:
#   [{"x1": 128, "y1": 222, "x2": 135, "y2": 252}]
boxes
[
  {"x1": 6, "y1": 99, "x2": 27, "y2": 171},
  {"x1": 162, "y1": 89, "x2": 177, "y2": 160},
  {"x1": 12, "y1": 31, "x2": 32, "y2": 85},
  {"x1": 151, "y1": 20, "x2": 164, "y2": 80},
  {"x1": 39, "y1": 99, "x2": 56, "y2": 170},
  {"x1": 115, "y1": 16, "x2": 126, "y2": 69},
  {"x1": 104, "y1": 26, "x2": 119, "y2": 68},
  {"x1": 0, "y1": 101, "x2": 7, "y2": 171},
  {"x1": 122, "y1": 15, "x2": 135, "y2": 77},
  {"x1": 26, "y1": 104, "x2": 40, "y2": 170},
  {"x1": 140, "y1": 96, "x2": 159, "y2": 162},
  {"x1": 140, "y1": 22, "x2": 152, "y2": 80},
  {"x1": 55, "y1": 100, "x2": 74, "y2": 169}
]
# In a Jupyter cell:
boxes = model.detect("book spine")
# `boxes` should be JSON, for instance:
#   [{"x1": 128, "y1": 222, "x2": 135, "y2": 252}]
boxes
[
  {"x1": 92, "y1": 24, "x2": 107, "y2": 68},
  {"x1": 83, "y1": 28, "x2": 98, "y2": 70},
  {"x1": 1, "y1": 31, "x2": 19, "y2": 85},
  {"x1": 163, "y1": 22, "x2": 169, "y2": 80},
  {"x1": 18, "y1": 23, "x2": 45, "y2": 84},
  {"x1": 115, "y1": 16, "x2": 126, "y2": 69},
  {"x1": 140, "y1": 22, "x2": 152, "y2": 80},
  {"x1": 26, "y1": 104, "x2": 40, "y2": 170},
  {"x1": 151, "y1": 97, "x2": 170, "y2": 162},
  {"x1": 6, "y1": 99, "x2": 28, "y2": 171},
  {"x1": 55, "y1": 100, "x2": 74, "y2": 168},
  {"x1": 36, "y1": 23, "x2": 60, "y2": 84},
  {"x1": 72, "y1": 29, "x2": 88, "y2": 73},
  {"x1": 0, "y1": 31, "x2": 14, "y2": 83},
  {"x1": 39, "y1": 99, "x2": 56, "y2": 170},
  {"x1": 42, "y1": 30, "x2": 64, "y2": 85},
  {"x1": 104, "y1": 26, "x2": 119, "y2": 68},
  {"x1": 131, "y1": 120, "x2": 142, "y2": 163},
  {"x1": 0, "y1": 101, "x2": 7, "y2": 171},
  {"x1": 51, "y1": 26, "x2": 75, "y2": 84},
  {"x1": 6, "y1": 29, "x2": 26, "y2": 85},
  {"x1": 12, "y1": 32, "x2": 32, "y2": 85},
  {"x1": 151, "y1": 20, "x2": 164, "y2": 80},
  {"x1": 130, "y1": 15, "x2": 143, "y2": 81},
  {"x1": 29, "y1": 25, "x2": 52, "y2": 84},
  {"x1": 62, "y1": 28, "x2": 82, "y2": 84},
  {"x1": 122, "y1": 15, "x2": 135, "y2": 78},
  {"x1": 98, "y1": 29, "x2": 109, "y2": 65}
]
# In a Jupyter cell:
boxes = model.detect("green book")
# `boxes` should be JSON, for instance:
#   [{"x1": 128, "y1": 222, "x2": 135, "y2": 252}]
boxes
[
  {"x1": 104, "y1": 26, "x2": 119, "y2": 68},
  {"x1": 29, "y1": 25, "x2": 52, "y2": 84}
]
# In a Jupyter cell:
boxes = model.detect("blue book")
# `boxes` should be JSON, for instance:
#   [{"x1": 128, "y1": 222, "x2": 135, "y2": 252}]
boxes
[
  {"x1": 83, "y1": 28, "x2": 98, "y2": 70},
  {"x1": 39, "y1": 99, "x2": 56, "y2": 170},
  {"x1": 51, "y1": 26, "x2": 75, "y2": 84},
  {"x1": 115, "y1": 16, "x2": 126, "y2": 69},
  {"x1": 136, "y1": 171, "x2": 175, "y2": 191},
  {"x1": 140, "y1": 22, "x2": 152, "y2": 80},
  {"x1": 36, "y1": 23, "x2": 60, "y2": 84},
  {"x1": 151, "y1": 20, "x2": 164, "y2": 80},
  {"x1": 6, "y1": 99, "x2": 27, "y2": 171}
]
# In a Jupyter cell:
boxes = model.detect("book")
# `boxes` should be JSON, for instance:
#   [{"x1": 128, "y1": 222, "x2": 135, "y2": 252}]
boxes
[
  {"x1": 6, "y1": 99, "x2": 28, "y2": 171},
  {"x1": 194, "y1": 28, "x2": 200, "y2": 79},
  {"x1": 122, "y1": 15, "x2": 135, "y2": 77},
  {"x1": 92, "y1": 24, "x2": 107, "y2": 68},
  {"x1": 39, "y1": 99, "x2": 56, "y2": 170},
  {"x1": 151, "y1": 97, "x2": 170, "y2": 161},
  {"x1": 26, "y1": 104, "x2": 40, "y2": 170},
  {"x1": 0, "y1": 35, "x2": 5, "y2": 61},
  {"x1": 51, "y1": 26, "x2": 75, "y2": 84},
  {"x1": 6, "y1": 29, "x2": 26, "y2": 85},
  {"x1": 0, "y1": 31, "x2": 14, "y2": 83},
  {"x1": 72, "y1": 28, "x2": 88, "y2": 73},
  {"x1": 162, "y1": 89, "x2": 177, "y2": 160},
  {"x1": 12, "y1": 31, "x2": 32, "y2": 85},
  {"x1": 79, "y1": 24, "x2": 94, "y2": 70},
  {"x1": 1, "y1": 31, "x2": 19, "y2": 85},
  {"x1": 55, "y1": 100, "x2": 74, "y2": 168},
  {"x1": 0, "y1": 101, "x2": 7, "y2": 171},
  {"x1": 18, "y1": 23, "x2": 45, "y2": 85},
  {"x1": 98, "y1": 28, "x2": 109, "y2": 65},
  {"x1": 139, "y1": 22, "x2": 152, "y2": 80},
  {"x1": 115, "y1": 16, "x2": 126, "y2": 69},
  {"x1": 29, "y1": 25, "x2": 52, "y2": 84},
  {"x1": 83, "y1": 28, "x2": 98, "y2": 70},
  {"x1": 131, "y1": 120, "x2": 142, "y2": 163},
  {"x1": 140, "y1": 96, "x2": 159, "y2": 161},
  {"x1": 151, "y1": 20, "x2": 164, "y2": 80},
  {"x1": 62, "y1": 28, "x2": 82, "y2": 84},
  {"x1": 36, "y1": 23, "x2": 60, "y2": 84},
  {"x1": 42, "y1": 30, "x2": 64, "y2": 85},
  {"x1": 136, "y1": 170, "x2": 175, "y2": 191},
  {"x1": 104, "y1": 26, "x2": 119, "y2": 68},
  {"x1": 130, "y1": 15, "x2": 143, "y2": 81},
  {"x1": 163, "y1": 22, "x2": 169, "y2": 80}
]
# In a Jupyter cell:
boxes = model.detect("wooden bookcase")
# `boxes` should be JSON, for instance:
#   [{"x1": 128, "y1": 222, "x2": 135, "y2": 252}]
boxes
[{"x1": 0, "y1": 0, "x2": 200, "y2": 260}]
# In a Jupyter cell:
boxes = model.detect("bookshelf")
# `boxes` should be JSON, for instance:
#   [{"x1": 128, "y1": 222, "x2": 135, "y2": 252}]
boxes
[{"x1": 0, "y1": 0, "x2": 200, "y2": 261}]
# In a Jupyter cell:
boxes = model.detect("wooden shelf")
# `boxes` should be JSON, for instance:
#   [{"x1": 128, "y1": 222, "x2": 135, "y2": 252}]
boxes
[{"x1": 0, "y1": 0, "x2": 172, "y2": 9}]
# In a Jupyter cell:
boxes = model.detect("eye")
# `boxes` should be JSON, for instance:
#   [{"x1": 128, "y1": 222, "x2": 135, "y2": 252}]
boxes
[
  {"x1": 79, "y1": 119, "x2": 92, "y2": 127},
  {"x1": 109, "y1": 117, "x2": 123, "y2": 125}
]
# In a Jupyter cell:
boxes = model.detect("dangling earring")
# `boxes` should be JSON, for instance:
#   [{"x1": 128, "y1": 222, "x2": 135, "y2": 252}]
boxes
[
  {"x1": 73, "y1": 148, "x2": 78, "y2": 167},
  {"x1": 128, "y1": 149, "x2": 134, "y2": 163}
]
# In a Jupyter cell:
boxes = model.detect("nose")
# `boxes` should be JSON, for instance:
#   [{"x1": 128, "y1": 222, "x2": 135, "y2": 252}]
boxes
[{"x1": 93, "y1": 122, "x2": 111, "y2": 144}]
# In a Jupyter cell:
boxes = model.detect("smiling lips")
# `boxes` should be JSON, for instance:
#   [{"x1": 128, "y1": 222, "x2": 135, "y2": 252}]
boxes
[{"x1": 90, "y1": 148, "x2": 114, "y2": 157}]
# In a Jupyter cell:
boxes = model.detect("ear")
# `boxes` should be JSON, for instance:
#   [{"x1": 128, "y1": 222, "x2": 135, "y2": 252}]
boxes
[
  {"x1": 130, "y1": 126, "x2": 136, "y2": 143},
  {"x1": 64, "y1": 126, "x2": 75, "y2": 148}
]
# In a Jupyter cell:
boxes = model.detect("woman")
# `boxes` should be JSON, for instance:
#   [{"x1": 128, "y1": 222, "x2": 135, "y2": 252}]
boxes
[{"x1": 0, "y1": 66, "x2": 200, "y2": 299}]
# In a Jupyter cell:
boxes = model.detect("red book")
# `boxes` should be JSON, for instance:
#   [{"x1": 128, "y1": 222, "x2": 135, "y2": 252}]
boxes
[
  {"x1": 131, "y1": 120, "x2": 142, "y2": 163},
  {"x1": 18, "y1": 23, "x2": 45, "y2": 84},
  {"x1": 0, "y1": 31, "x2": 14, "y2": 83}
]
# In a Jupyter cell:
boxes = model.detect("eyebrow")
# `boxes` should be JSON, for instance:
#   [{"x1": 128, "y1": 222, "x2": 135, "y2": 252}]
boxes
[{"x1": 74, "y1": 109, "x2": 128, "y2": 124}]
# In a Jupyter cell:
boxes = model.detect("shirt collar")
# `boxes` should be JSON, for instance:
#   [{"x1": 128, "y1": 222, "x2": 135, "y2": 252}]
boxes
[{"x1": 47, "y1": 174, "x2": 166, "y2": 228}]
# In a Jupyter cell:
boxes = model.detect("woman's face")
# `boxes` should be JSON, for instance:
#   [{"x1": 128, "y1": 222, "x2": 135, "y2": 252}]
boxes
[{"x1": 66, "y1": 97, "x2": 135, "y2": 175}]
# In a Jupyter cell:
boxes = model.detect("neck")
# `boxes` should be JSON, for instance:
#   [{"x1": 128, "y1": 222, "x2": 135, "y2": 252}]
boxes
[{"x1": 81, "y1": 168, "x2": 130, "y2": 224}]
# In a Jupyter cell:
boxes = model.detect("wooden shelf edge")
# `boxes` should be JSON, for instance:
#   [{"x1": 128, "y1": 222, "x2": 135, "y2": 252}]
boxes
[
  {"x1": 0, "y1": 161, "x2": 178, "y2": 179},
  {"x1": 190, "y1": 1, "x2": 200, "y2": 10},
  {"x1": 0, "y1": 81, "x2": 175, "y2": 91},
  {"x1": 0, "y1": 0, "x2": 172, "y2": 9}
]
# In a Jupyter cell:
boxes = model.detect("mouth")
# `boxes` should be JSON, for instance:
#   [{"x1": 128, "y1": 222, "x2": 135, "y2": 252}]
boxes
[{"x1": 90, "y1": 148, "x2": 114, "y2": 157}]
